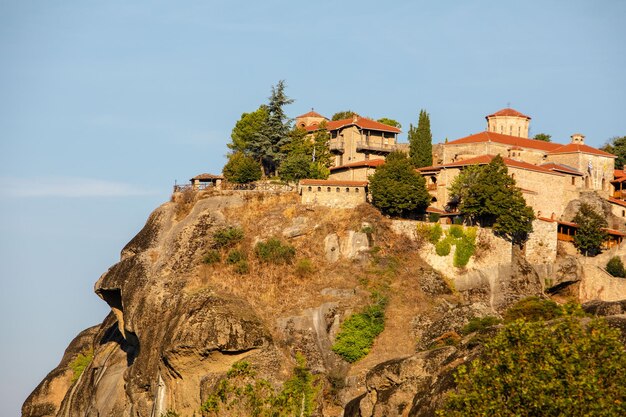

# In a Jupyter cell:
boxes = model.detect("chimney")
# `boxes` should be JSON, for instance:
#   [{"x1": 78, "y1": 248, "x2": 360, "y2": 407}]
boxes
[
  {"x1": 571, "y1": 133, "x2": 585, "y2": 144},
  {"x1": 352, "y1": 113, "x2": 358, "y2": 123}
]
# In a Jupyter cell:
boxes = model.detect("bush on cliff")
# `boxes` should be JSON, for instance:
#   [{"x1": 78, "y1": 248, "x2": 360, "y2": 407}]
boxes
[
  {"x1": 69, "y1": 348, "x2": 93, "y2": 383},
  {"x1": 439, "y1": 316, "x2": 626, "y2": 416},
  {"x1": 606, "y1": 256, "x2": 626, "y2": 278},
  {"x1": 255, "y1": 238, "x2": 295, "y2": 264}
]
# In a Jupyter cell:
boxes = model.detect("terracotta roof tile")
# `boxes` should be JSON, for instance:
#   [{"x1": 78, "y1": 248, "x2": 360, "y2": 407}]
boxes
[
  {"x1": 609, "y1": 198, "x2": 626, "y2": 208},
  {"x1": 191, "y1": 173, "x2": 224, "y2": 180},
  {"x1": 299, "y1": 179, "x2": 368, "y2": 187},
  {"x1": 330, "y1": 159, "x2": 385, "y2": 171},
  {"x1": 417, "y1": 154, "x2": 564, "y2": 176},
  {"x1": 547, "y1": 143, "x2": 616, "y2": 158},
  {"x1": 539, "y1": 163, "x2": 584, "y2": 176},
  {"x1": 446, "y1": 131, "x2": 561, "y2": 152},
  {"x1": 325, "y1": 115, "x2": 401, "y2": 134},
  {"x1": 486, "y1": 108, "x2": 531, "y2": 119},
  {"x1": 296, "y1": 110, "x2": 327, "y2": 119}
]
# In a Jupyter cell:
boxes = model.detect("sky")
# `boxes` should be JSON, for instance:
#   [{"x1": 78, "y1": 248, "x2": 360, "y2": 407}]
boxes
[{"x1": 1, "y1": 1, "x2": 625, "y2": 415}]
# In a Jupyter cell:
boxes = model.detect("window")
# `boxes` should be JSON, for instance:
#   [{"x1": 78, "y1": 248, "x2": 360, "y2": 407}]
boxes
[
  {"x1": 622, "y1": 210, "x2": 625, "y2": 217},
  {"x1": 509, "y1": 126, "x2": 513, "y2": 135},
  {"x1": 317, "y1": 187, "x2": 321, "y2": 192},
  {"x1": 346, "y1": 188, "x2": 350, "y2": 192},
  {"x1": 336, "y1": 187, "x2": 340, "y2": 192},
  {"x1": 327, "y1": 187, "x2": 331, "y2": 192},
  {"x1": 355, "y1": 188, "x2": 360, "y2": 192},
  {"x1": 571, "y1": 177, "x2": 576, "y2": 186},
  {"x1": 518, "y1": 127, "x2": 521, "y2": 136},
  {"x1": 308, "y1": 186, "x2": 312, "y2": 191}
]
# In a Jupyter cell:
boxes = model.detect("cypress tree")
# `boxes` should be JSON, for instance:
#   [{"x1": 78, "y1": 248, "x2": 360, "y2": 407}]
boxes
[{"x1": 409, "y1": 110, "x2": 433, "y2": 168}]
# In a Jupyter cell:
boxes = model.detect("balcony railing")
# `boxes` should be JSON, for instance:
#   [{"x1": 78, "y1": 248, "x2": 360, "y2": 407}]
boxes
[
  {"x1": 613, "y1": 190, "x2": 626, "y2": 200},
  {"x1": 356, "y1": 141, "x2": 396, "y2": 154}
]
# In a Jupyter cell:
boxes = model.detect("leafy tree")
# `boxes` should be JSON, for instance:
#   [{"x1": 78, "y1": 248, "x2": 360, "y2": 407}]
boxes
[
  {"x1": 533, "y1": 133, "x2": 552, "y2": 142},
  {"x1": 409, "y1": 110, "x2": 432, "y2": 168},
  {"x1": 331, "y1": 110, "x2": 356, "y2": 121},
  {"x1": 573, "y1": 202, "x2": 608, "y2": 256},
  {"x1": 439, "y1": 317, "x2": 626, "y2": 416},
  {"x1": 377, "y1": 117, "x2": 401, "y2": 128},
  {"x1": 369, "y1": 151, "x2": 430, "y2": 217},
  {"x1": 447, "y1": 165, "x2": 482, "y2": 210},
  {"x1": 601, "y1": 136, "x2": 626, "y2": 169},
  {"x1": 250, "y1": 80, "x2": 294, "y2": 176},
  {"x1": 606, "y1": 256, "x2": 626, "y2": 277},
  {"x1": 451, "y1": 155, "x2": 535, "y2": 242},
  {"x1": 223, "y1": 152, "x2": 262, "y2": 183},
  {"x1": 279, "y1": 153, "x2": 313, "y2": 182},
  {"x1": 228, "y1": 106, "x2": 268, "y2": 154}
]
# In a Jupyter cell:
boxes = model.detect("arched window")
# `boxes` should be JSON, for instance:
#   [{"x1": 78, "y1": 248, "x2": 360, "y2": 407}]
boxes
[
  {"x1": 345, "y1": 188, "x2": 350, "y2": 192},
  {"x1": 571, "y1": 177, "x2": 576, "y2": 186},
  {"x1": 602, "y1": 178, "x2": 606, "y2": 190},
  {"x1": 308, "y1": 186, "x2": 312, "y2": 191},
  {"x1": 327, "y1": 187, "x2": 331, "y2": 192},
  {"x1": 355, "y1": 188, "x2": 360, "y2": 193},
  {"x1": 336, "y1": 187, "x2": 340, "y2": 192}
]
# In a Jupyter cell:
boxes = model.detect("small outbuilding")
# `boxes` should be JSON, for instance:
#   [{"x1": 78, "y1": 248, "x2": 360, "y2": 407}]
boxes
[{"x1": 299, "y1": 179, "x2": 368, "y2": 208}]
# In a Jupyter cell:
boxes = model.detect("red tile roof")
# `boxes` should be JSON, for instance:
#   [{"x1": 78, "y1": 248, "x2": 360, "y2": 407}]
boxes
[
  {"x1": 614, "y1": 169, "x2": 626, "y2": 178},
  {"x1": 305, "y1": 115, "x2": 401, "y2": 134},
  {"x1": 296, "y1": 110, "x2": 327, "y2": 119},
  {"x1": 446, "y1": 131, "x2": 561, "y2": 152},
  {"x1": 417, "y1": 154, "x2": 564, "y2": 176},
  {"x1": 539, "y1": 163, "x2": 584, "y2": 176},
  {"x1": 300, "y1": 179, "x2": 368, "y2": 187},
  {"x1": 547, "y1": 143, "x2": 616, "y2": 158},
  {"x1": 330, "y1": 159, "x2": 385, "y2": 171},
  {"x1": 486, "y1": 108, "x2": 531, "y2": 119},
  {"x1": 191, "y1": 173, "x2": 224, "y2": 180},
  {"x1": 557, "y1": 219, "x2": 626, "y2": 236},
  {"x1": 608, "y1": 198, "x2": 626, "y2": 208}
]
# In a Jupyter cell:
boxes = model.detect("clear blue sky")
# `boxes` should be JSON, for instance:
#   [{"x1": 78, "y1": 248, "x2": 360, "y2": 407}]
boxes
[{"x1": 1, "y1": 1, "x2": 624, "y2": 415}]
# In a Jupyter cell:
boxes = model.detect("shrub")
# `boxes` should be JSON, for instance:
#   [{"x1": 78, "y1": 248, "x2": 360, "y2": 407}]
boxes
[
  {"x1": 503, "y1": 296, "x2": 563, "y2": 322},
  {"x1": 453, "y1": 236, "x2": 475, "y2": 267},
  {"x1": 429, "y1": 223, "x2": 443, "y2": 244},
  {"x1": 226, "y1": 249, "x2": 246, "y2": 264},
  {"x1": 461, "y1": 316, "x2": 501, "y2": 335},
  {"x1": 453, "y1": 216, "x2": 463, "y2": 225},
  {"x1": 203, "y1": 250, "x2": 221, "y2": 265},
  {"x1": 332, "y1": 296, "x2": 387, "y2": 363},
  {"x1": 428, "y1": 212, "x2": 441, "y2": 223},
  {"x1": 213, "y1": 226, "x2": 244, "y2": 249},
  {"x1": 160, "y1": 411, "x2": 180, "y2": 417},
  {"x1": 438, "y1": 317, "x2": 626, "y2": 416},
  {"x1": 606, "y1": 256, "x2": 626, "y2": 278},
  {"x1": 255, "y1": 238, "x2": 295, "y2": 264},
  {"x1": 69, "y1": 348, "x2": 93, "y2": 383},
  {"x1": 295, "y1": 258, "x2": 314, "y2": 277},
  {"x1": 435, "y1": 239, "x2": 451, "y2": 256},
  {"x1": 234, "y1": 260, "x2": 249, "y2": 275},
  {"x1": 449, "y1": 225, "x2": 464, "y2": 238}
]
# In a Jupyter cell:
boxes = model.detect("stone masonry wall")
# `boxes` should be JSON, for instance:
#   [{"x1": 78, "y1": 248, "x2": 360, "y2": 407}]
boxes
[{"x1": 300, "y1": 185, "x2": 366, "y2": 208}]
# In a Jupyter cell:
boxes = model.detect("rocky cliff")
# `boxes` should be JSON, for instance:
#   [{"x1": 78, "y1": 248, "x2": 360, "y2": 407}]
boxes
[{"x1": 23, "y1": 190, "x2": 624, "y2": 417}]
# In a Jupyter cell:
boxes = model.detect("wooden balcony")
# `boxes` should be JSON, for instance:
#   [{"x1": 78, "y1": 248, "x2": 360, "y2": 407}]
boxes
[
  {"x1": 613, "y1": 190, "x2": 626, "y2": 199},
  {"x1": 356, "y1": 141, "x2": 396, "y2": 154}
]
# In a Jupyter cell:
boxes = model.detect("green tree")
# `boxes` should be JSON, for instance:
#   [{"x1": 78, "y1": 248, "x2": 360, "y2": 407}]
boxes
[
  {"x1": 223, "y1": 152, "x2": 262, "y2": 183},
  {"x1": 251, "y1": 80, "x2": 294, "y2": 176},
  {"x1": 369, "y1": 151, "x2": 430, "y2": 217},
  {"x1": 228, "y1": 106, "x2": 268, "y2": 154},
  {"x1": 601, "y1": 136, "x2": 626, "y2": 169},
  {"x1": 409, "y1": 110, "x2": 432, "y2": 168},
  {"x1": 533, "y1": 133, "x2": 552, "y2": 142},
  {"x1": 439, "y1": 317, "x2": 626, "y2": 416},
  {"x1": 452, "y1": 155, "x2": 534, "y2": 242},
  {"x1": 279, "y1": 153, "x2": 313, "y2": 182},
  {"x1": 331, "y1": 110, "x2": 356, "y2": 121},
  {"x1": 377, "y1": 117, "x2": 401, "y2": 128},
  {"x1": 573, "y1": 202, "x2": 608, "y2": 256}
]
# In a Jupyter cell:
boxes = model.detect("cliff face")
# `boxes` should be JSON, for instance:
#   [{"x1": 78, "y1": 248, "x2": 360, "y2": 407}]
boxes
[{"x1": 22, "y1": 190, "x2": 564, "y2": 417}]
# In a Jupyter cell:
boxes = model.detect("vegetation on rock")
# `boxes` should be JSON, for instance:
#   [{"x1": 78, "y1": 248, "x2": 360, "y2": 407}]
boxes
[
  {"x1": 606, "y1": 256, "x2": 626, "y2": 278},
  {"x1": 601, "y1": 135, "x2": 626, "y2": 169},
  {"x1": 332, "y1": 294, "x2": 387, "y2": 363},
  {"x1": 369, "y1": 151, "x2": 430, "y2": 217},
  {"x1": 69, "y1": 348, "x2": 93, "y2": 383},
  {"x1": 200, "y1": 356, "x2": 319, "y2": 417},
  {"x1": 255, "y1": 238, "x2": 296, "y2": 264},
  {"x1": 439, "y1": 316, "x2": 626, "y2": 416},
  {"x1": 573, "y1": 202, "x2": 608, "y2": 256}
]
